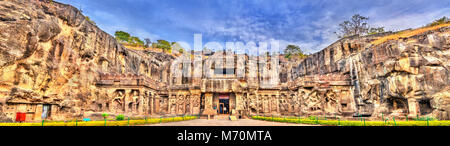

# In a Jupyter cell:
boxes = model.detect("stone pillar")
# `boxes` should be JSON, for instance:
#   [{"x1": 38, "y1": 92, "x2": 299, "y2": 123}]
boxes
[
  {"x1": 268, "y1": 95, "x2": 272, "y2": 114},
  {"x1": 276, "y1": 94, "x2": 280, "y2": 113},
  {"x1": 138, "y1": 90, "x2": 143, "y2": 115},
  {"x1": 150, "y1": 92, "x2": 154, "y2": 115},
  {"x1": 408, "y1": 98, "x2": 420, "y2": 117},
  {"x1": 188, "y1": 96, "x2": 193, "y2": 115},
  {"x1": 124, "y1": 89, "x2": 132, "y2": 113},
  {"x1": 51, "y1": 105, "x2": 58, "y2": 120},
  {"x1": 35, "y1": 104, "x2": 43, "y2": 121},
  {"x1": 176, "y1": 95, "x2": 181, "y2": 115},
  {"x1": 192, "y1": 94, "x2": 200, "y2": 115},
  {"x1": 205, "y1": 93, "x2": 213, "y2": 111},
  {"x1": 262, "y1": 95, "x2": 267, "y2": 114},
  {"x1": 155, "y1": 97, "x2": 160, "y2": 115},
  {"x1": 235, "y1": 93, "x2": 242, "y2": 111},
  {"x1": 167, "y1": 95, "x2": 172, "y2": 115},
  {"x1": 201, "y1": 93, "x2": 216, "y2": 117},
  {"x1": 256, "y1": 93, "x2": 259, "y2": 115},
  {"x1": 182, "y1": 95, "x2": 186, "y2": 115}
]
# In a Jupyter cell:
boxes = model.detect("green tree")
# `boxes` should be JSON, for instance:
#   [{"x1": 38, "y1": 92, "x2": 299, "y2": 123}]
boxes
[
  {"x1": 101, "y1": 113, "x2": 109, "y2": 119},
  {"x1": 427, "y1": 16, "x2": 449, "y2": 26},
  {"x1": 335, "y1": 14, "x2": 370, "y2": 38},
  {"x1": 157, "y1": 40, "x2": 171, "y2": 46},
  {"x1": 284, "y1": 45, "x2": 307, "y2": 59},
  {"x1": 115, "y1": 31, "x2": 131, "y2": 43},
  {"x1": 144, "y1": 38, "x2": 151, "y2": 48},
  {"x1": 130, "y1": 36, "x2": 144, "y2": 47},
  {"x1": 171, "y1": 42, "x2": 185, "y2": 54},
  {"x1": 154, "y1": 40, "x2": 172, "y2": 52}
]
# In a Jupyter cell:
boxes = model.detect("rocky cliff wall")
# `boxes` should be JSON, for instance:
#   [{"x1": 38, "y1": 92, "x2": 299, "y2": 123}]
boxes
[
  {"x1": 0, "y1": 0, "x2": 448, "y2": 121},
  {"x1": 290, "y1": 24, "x2": 450, "y2": 119},
  {"x1": 0, "y1": 0, "x2": 172, "y2": 121}
]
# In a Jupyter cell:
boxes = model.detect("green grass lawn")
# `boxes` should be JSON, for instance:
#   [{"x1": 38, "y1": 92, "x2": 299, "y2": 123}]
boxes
[
  {"x1": 252, "y1": 116, "x2": 450, "y2": 126},
  {"x1": 0, "y1": 116, "x2": 198, "y2": 126}
]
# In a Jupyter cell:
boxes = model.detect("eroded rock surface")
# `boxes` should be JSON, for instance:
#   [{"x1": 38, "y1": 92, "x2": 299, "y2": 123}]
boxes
[
  {"x1": 289, "y1": 26, "x2": 450, "y2": 119},
  {"x1": 0, "y1": 0, "x2": 448, "y2": 122},
  {"x1": 0, "y1": 0, "x2": 173, "y2": 121}
]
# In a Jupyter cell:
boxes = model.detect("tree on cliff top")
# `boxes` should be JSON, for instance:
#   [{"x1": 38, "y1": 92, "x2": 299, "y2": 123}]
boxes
[
  {"x1": 144, "y1": 38, "x2": 151, "y2": 48},
  {"x1": 427, "y1": 16, "x2": 449, "y2": 26},
  {"x1": 114, "y1": 31, "x2": 145, "y2": 47},
  {"x1": 335, "y1": 14, "x2": 370, "y2": 38},
  {"x1": 335, "y1": 14, "x2": 386, "y2": 38},
  {"x1": 153, "y1": 40, "x2": 172, "y2": 53},
  {"x1": 284, "y1": 45, "x2": 307, "y2": 59},
  {"x1": 115, "y1": 31, "x2": 131, "y2": 43},
  {"x1": 130, "y1": 36, "x2": 144, "y2": 47},
  {"x1": 171, "y1": 42, "x2": 185, "y2": 54}
]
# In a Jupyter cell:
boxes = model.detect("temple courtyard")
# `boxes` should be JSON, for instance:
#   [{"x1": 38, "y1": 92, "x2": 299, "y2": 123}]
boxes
[{"x1": 143, "y1": 119, "x2": 315, "y2": 126}]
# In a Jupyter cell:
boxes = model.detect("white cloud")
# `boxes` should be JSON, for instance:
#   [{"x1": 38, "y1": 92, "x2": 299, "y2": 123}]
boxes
[{"x1": 370, "y1": 8, "x2": 450, "y2": 31}]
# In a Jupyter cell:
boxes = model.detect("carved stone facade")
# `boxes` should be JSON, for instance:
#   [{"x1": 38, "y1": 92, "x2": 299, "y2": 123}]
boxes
[{"x1": 0, "y1": 0, "x2": 449, "y2": 122}]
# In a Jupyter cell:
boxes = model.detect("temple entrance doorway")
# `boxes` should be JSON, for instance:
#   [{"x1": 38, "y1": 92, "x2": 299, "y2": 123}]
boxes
[{"x1": 218, "y1": 94, "x2": 229, "y2": 114}]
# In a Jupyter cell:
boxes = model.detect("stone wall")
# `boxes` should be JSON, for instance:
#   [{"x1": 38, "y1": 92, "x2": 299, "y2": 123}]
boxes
[
  {"x1": 0, "y1": 0, "x2": 448, "y2": 121},
  {"x1": 289, "y1": 26, "x2": 450, "y2": 119},
  {"x1": 0, "y1": 0, "x2": 173, "y2": 121}
]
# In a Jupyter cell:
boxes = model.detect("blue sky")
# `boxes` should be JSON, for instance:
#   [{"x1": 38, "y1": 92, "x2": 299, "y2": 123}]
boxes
[{"x1": 58, "y1": 0, "x2": 449, "y2": 54}]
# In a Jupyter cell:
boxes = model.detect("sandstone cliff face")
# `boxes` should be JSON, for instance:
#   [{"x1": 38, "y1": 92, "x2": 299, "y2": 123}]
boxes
[
  {"x1": 0, "y1": 0, "x2": 172, "y2": 121},
  {"x1": 290, "y1": 25, "x2": 450, "y2": 119},
  {"x1": 0, "y1": 0, "x2": 448, "y2": 122}
]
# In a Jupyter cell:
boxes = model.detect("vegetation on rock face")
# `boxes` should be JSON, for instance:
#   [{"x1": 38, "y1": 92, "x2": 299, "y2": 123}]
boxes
[
  {"x1": 115, "y1": 114, "x2": 125, "y2": 121},
  {"x1": 371, "y1": 22, "x2": 450, "y2": 45},
  {"x1": 115, "y1": 31, "x2": 131, "y2": 43},
  {"x1": 114, "y1": 30, "x2": 181, "y2": 54},
  {"x1": 0, "y1": 116, "x2": 198, "y2": 126},
  {"x1": 368, "y1": 27, "x2": 385, "y2": 35},
  {"x1": 130, "y1": 36, "x2": 145, "y2": 47},
  {"x1": 114, "y1": 31, "x2": 144, "y2": 47},
  {"x1": 144, "y1": 38, "x2": 152, "y2": 48},
  {"x1": 171, "y1": 42, "x2": 185, "y2": 54},
  {"x1": 85, "y1": 16, "x2": 96, "y2": 26},
  {"x1": 284, "y1": 45, "x2": 308, "y2": 59},
  {"x1": 252, "y1": 116, "x2": 450, "y2": 126},
  {"x1": 335, "y1": 14, "x2": 385, "y2": 38},
  {"x1": 153, "y1": 39, "x2": 173, "y2": 53},
  {"x1": 427, "y1": 16, "x2": 449, "y2": 26}
]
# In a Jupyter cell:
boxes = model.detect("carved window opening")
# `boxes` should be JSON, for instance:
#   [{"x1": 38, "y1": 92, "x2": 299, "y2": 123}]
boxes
[
  {"x1": 214, "y1": 68, "x2": 235, "y2": 75},
  {"x1": 419, "y1": 99, "x2": 432, "y2": 115},
  {"x1": 41, "y1": 104, "x2": 51, "y2": 119},
  {"x1": 182, "y1": 76, "x2": 189, "y2": 84},
  {"x1": 280, "y1": 72, "x2": 288, "y2": 83},
  {"x1": 128, "y1": 103, "x2": 133, "y2": 112},
  {"x1": 200, "y1": 94, "x2": 205, "y2": 111},
  {"x1": 105, "y1": 103, "x2": 109, "y2": 111},
  {"x1": 387, "y1": 98, "x2": 408, "y2": 113}
]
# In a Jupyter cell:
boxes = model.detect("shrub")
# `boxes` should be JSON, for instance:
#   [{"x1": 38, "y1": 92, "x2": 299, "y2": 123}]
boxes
[
  {"x1": 102, "y1": 113, "x2": 109, "y2": 119},
  {"x1": 116, "y1": 115, "x2": 125, "y2": 121},
  {"x1": 0, "y1": 116, "x2": 198, "y2": 126},
  {"x1": 414, "y1": 116, "x2": 436, "y2": 121},
  {"x1": 251, "y1": 116, "x2": 450, "y2": 126}
]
